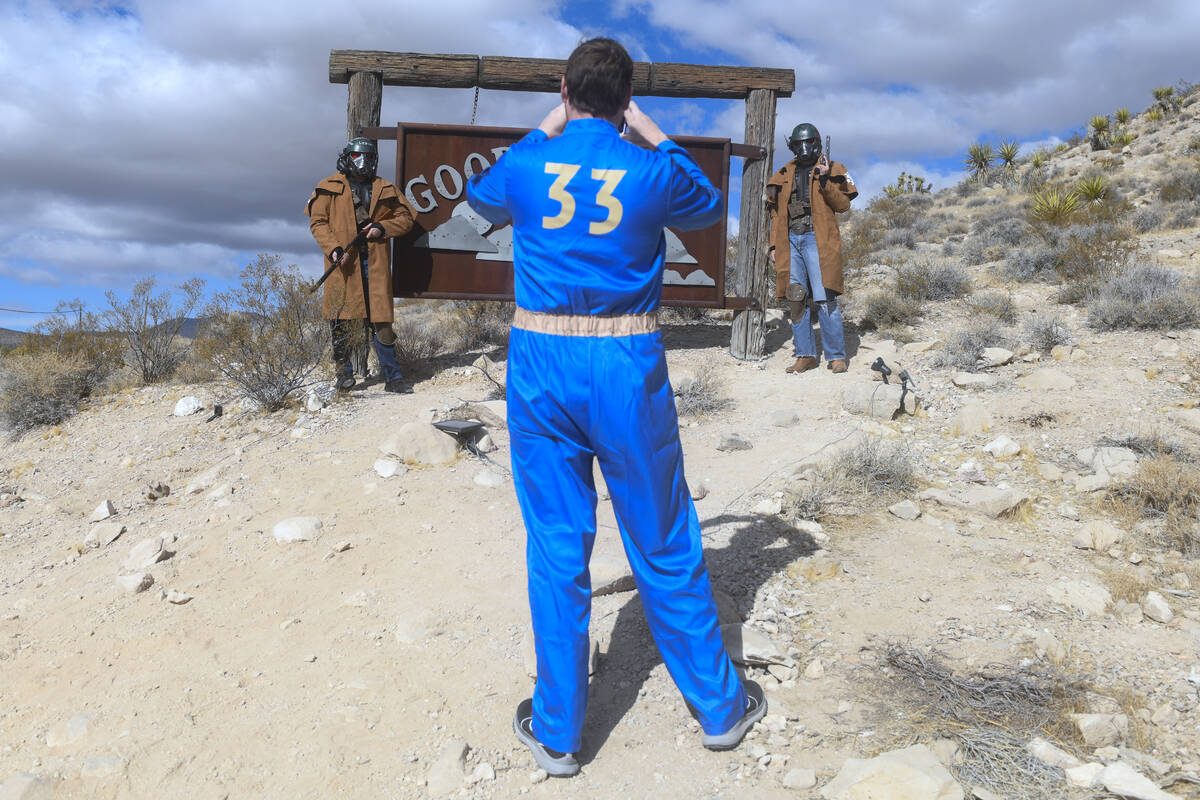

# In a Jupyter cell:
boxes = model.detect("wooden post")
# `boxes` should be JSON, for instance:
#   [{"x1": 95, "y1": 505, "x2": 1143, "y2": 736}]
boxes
[
  {"x1": 729, "y1": 88, "x2": 776, "y2": 360},
  {"x1": 346, "y1": 70, "x2": 382, "y2": 141}
]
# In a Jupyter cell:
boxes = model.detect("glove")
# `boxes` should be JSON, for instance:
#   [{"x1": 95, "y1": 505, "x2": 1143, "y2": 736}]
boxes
[{"x1": 329, "y1": 246, "x2": 345, "y2": 264}]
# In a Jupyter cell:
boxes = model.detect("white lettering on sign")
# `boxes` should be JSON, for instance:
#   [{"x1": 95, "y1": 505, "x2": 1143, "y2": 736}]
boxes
[{"x1": 405, "y1": 146, "x2": 515, "y2": 214}]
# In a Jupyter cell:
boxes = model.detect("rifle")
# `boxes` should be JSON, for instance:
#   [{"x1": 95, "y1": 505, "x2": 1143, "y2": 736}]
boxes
[{"x1": 309, "y1": 205, "x2": 396, "y2": 294}]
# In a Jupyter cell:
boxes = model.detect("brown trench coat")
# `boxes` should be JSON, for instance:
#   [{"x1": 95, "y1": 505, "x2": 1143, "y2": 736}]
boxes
[
  {"x1": 305, "y1": 174, "x2": 416, "y2": 323},
  {"x1": 766, "y1": 159, "x2": 857, "y2": 298}
]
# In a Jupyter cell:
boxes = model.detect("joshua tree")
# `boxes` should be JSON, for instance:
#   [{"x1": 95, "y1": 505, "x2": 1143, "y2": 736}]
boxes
[{"x1": 1089, "y1": 115, "x2": 1111, "y2": 151}]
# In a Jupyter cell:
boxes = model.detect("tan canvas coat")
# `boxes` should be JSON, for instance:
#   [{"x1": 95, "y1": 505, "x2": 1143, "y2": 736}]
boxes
[
  {"x1": 305, "y1": 174, "x2": 416, "y2": 322},
  {"x1": 766, "y1": 159, "x2": 857, "y2": 298}
]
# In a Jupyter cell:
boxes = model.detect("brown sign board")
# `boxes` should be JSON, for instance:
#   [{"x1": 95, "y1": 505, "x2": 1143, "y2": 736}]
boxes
[{"x1": 391, "y1": 123, "x2": 731, "y2": 307}]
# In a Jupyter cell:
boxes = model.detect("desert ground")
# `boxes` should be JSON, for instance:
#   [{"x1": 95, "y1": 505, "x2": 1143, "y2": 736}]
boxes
[{"x1": 3, "y1": 90, "x2": 1200, "y2": 800}]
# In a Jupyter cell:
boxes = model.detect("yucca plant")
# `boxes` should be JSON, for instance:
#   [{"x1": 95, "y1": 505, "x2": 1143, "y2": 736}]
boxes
[
  {"x1": 1146, "y1": 108, "x2": 1163, "y2": 122},
  {"x1": 964, "y1": 142, "x2": 994, "y2": 179},
  {"x1": 1152, "y1": 86, "x2": 1180, "y2": 116},
  {"x1": 1029, "y1": 186, "x2": 1080, "y2": 224},
  {"x1": 1089, "y1": 116, "x2": 1111, "y2": 151},
  {"x1": 997, "y1": 140, "x2": 1020, "y2": 167},
  {"x1": 1089, "y1": 115, "x2": 1110, "y2": 134},
  {"x1": 1030, "y1": 150, "x2": 1049, "y2": 169},
  {"x1": 1152, "y1": 86, "x2": 1175, "y2": 102},
  {"x1": 1115, "y1": 108, "x2": 1131, "y2": 124},
  {"x1": 1076, "y1": 175, "x2": 1109, "y2": 204},
  {"x1": 1111, "y1": 131, "x2": 1135, "y2": 148}
]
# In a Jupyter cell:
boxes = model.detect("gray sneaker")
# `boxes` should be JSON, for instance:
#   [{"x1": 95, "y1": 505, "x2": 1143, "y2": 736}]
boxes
[
  {"x1": 701, "y1": 681, "x2": 766, "y2": 751},
  {"x1": 513, "y1": 698, "x2": 580, "y2": 777}
]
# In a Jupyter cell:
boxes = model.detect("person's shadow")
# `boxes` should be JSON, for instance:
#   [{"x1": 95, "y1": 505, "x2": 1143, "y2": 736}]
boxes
[{"x1": 576, "y1": 511, "x2": 818, "y2": 762}]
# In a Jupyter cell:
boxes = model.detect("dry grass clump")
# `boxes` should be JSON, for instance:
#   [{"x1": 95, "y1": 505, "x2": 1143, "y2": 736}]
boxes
[
  {"x1": 895, "y1": 260, "x2": 972, "y2": 302},
  {"x1": 1109, "y1": 456, "x2": 1200, "y2": 555},
  {"x1": 1099, "y1": 431, "x2": 1194, "y2": 462},
  {"x1": 938, "y1": 319, "x2": 1007, "y2": 370},
  {"x1": 1022, "y1": 313, "x2": 1072, "y2": 353},
  {"x1": 878, "y1": 645, "x2": 1089, "y2": 800},
  {"x1": 1086, "y1": 264, "x2": 1200, "y2": 330},
  {"x1": 825, "y1": 437, "x2": 918, "y2": 498},
  {"x1": 674, "y1": 368, "x2": 731, "y2": 417},
  {"x1": 964, "y1": 290, "x2": 1017, "y2": 324},
  {"x1": 392, "y1": 316, "x2": 441, "y2": 370},
  {"x1": 1131, "y1": 205, "x2": 1165, "y2": 233},
  {"x1": 446, "y1": 300, "x2": 512, "y2": 351},
  {"x1": 854, "y1": 290, "x2": 924, "y2": 336},
  {"x1": 1098, "y1": 565, "x2": 1153, "y2": 605},
  {"x1": 0, "y1": 352, "x2": 93, "y2": 436},
  {"x1": 999, "y1": 242, "x2": 1060, "y2": 282},
  {"x1": 1157, "y1": 163, "x2": 1200, "y2": 203},
  {"x1": 194, "y1": 254, "x2": 327, "y2": 411}
]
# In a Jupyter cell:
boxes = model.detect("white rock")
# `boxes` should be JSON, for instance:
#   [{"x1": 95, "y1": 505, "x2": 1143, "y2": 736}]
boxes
[
  {"x1": 1099, "y1": 761, "x2": 1182, "y2": 800},
  {"x1": 921, "y1": 486, "x2": 1029, "y2": 519},
  {"x1": 115, "y1": 573, "x2": 154, "y2": 594},
  {"x1": 475, "y1": 434, "x2": 497, "y2": 453},
  {"x1": 979, "y1": 347, "x2": 1014, "y2": 367},
  {"x1": 888, "y1": 500, "x2": 922, "y2": 520},
  {"x1": 373, "y1": 459, "x2": 404, "y2": 479},
  {"x1": 1065, "y1": 762, "x2": 1104, "y2": 787},
  {"x1": 1019, "y1": 368, "x2": 1076, "y2": 390},
  {"x1": 982, "y1": 436, "x2": 1020, "y2": 458},
  {"x1": 841, "y1": 382, "x2": 918, "y2": 419},
  {"x1": 84, "y1": 522, "x2": 126, "y2": 549},
  {"x1": 89, "y1": 500, "x2": 116, "y2": 523},
  {"x1": 46, "y1": 714, "x2": 90, "y2": 748},
  {"x1": 426, "y1": 740, "x2": 469, "y2": 797},
  {"x1": 1077, "y1": 446, "x2": 1138, "y2": 478},
  {"x1": 272, "y1": 517, "x2": 322, "y2": 543},
  {"x1": 473, "y1": 469, "x2": 505, "y2": 488},
  {"x1": 465, "y1": 762, "x2": 495, "y2": 785},
  {"x1": 80, "y1": 757, "x2": 122, "y2": 779},
  {"x1": 771, "y1": 410, "x2": 799, "y2": 427},
  {"x1": 721, "y1": 624, "x2": 791, "y2": 667},
  {"x1": 0, "y1": 772, "x2": 58, "y2": 800},
  {"x1": 1027, "y1": 736, "x2": 1082, "y2": 768},
  {"x1": 804, "y1": 659, "x2": 825, "y2": 679},
  {"x1": 717, "y1": 433, "x2": 753, "y2": 451},
  {"x1": 164, "y1": 590, "x2": 193, "y2": 605},
  {"x1": 379, "y1": 422, "x2": 459, "y2": 466},
  {"x1": 1142, "y1": 592, "x2": 1173, "y2": 624},
  {"x1": 820, "y1": 744, "x2": 964, "y2": 800},
  {"x1": 1070, "y1": 713, "x2": 1128, "y2": 746},
  {"x1": 1071, "y1": 520, "x2": 1125, "y2": 551},
  {"x1": 1057, "y1": 503, "x2": 1080, "y2": 521},
  {"x1": 184, "y1": 466, "x2": 222, "y2": 495},
  {"x1": 123, "y1": 538, "x2": 171, "y2": 571},
  {"x1": 753, "y1": 497, "x2": 783, "y2": 515},
  {"x1": 1033, "y1": 630, "x2": 1067, "y2": 666},
  {"x1": 304, "y1": 382, "x2": 336, "y2": 412},
  {"x1": 1047, "y1": 580, "x2": 1112, "y2": 618},
  {"x1": 172, "y1": 396, "x2": 204, "y2": 416},
  {"x1": 690, "y1": 481, "x2": 709, "y2": 501},
  {"x1": 782, "y1": 768, "x2": 817, "y2": 790}
]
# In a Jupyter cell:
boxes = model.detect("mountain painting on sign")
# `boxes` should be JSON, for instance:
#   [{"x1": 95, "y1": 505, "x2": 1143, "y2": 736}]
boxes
[{"x1": 391, "y1": 123, "x2": 729, "y2": 306}]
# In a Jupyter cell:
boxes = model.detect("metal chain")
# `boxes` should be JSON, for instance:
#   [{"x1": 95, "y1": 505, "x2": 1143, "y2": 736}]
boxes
[{"x1": 471, "y1": 85, "x2": 479, "y2": 125}]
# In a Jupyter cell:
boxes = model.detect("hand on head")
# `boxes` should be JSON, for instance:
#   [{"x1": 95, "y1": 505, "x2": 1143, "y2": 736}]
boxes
[
  {"x1": 538, "y1": 103, "x2": 568, "y2": 137},
  {"x1": 620, "y1": 100, "x2": 667, "y2": 149}
]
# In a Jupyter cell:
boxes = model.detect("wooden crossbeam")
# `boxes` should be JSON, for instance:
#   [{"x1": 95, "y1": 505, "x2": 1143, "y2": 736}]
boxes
[{"x1": 329, "y1": 50, "x2": 794, "y2": 99}]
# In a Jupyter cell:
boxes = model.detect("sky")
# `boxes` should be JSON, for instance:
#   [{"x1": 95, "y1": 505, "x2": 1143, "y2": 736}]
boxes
[{"x1": 1, "y1": 0, "x2": 1198, "y2": 330}]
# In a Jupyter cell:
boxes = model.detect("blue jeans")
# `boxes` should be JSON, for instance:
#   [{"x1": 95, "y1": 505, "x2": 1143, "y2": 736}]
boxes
[
  {"x1": 789, "y1": 231, "x2": 846, "y2": 362},
  {"x1": 331, "y1": 320, "x2": 404, "y2": 383}
]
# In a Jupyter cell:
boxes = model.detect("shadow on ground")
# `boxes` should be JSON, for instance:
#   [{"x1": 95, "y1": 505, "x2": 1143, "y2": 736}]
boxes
[{"x1": 577, "y1": 513, "x2": 817, "y2": 763}]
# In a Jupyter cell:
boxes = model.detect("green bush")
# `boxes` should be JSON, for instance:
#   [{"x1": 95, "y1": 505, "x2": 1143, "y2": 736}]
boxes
[{"x1": 194, "y1": 254, "x2": 326, "y2": 410}]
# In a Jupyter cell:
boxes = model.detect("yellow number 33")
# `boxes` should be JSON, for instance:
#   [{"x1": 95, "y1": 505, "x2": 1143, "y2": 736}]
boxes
[{"x1": 543, "y1": 163, "x2": 626, "y2": 234}]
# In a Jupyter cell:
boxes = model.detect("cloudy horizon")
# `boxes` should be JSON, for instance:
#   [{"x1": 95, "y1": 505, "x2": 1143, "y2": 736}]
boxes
[{"x1": 2, "y1": 0, "x2": 1197, "y2": 329}]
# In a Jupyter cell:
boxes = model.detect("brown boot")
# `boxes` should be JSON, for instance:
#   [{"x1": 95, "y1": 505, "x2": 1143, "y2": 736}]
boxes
[
  {"x1": 829, "y1": 359, "x2": 848, "y2": 374},
  {"x1": 786, "y1": 356, "x2": 819, "y2": 374}
]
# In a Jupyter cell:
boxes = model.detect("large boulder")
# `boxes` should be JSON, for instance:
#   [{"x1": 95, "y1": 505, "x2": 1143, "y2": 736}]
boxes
[
  {"x1": 821, "y1": 745, "x2": 964, "y2": 800},
  {"x1": 842, "y1": 382, "x2": 918, "y2": 420},
  {"x1": 1048, "y1": 580, "x2": 1112, "y2": 618},
  {"x1": 379, "y1": 422, "x2": 459, "y2": 465}
]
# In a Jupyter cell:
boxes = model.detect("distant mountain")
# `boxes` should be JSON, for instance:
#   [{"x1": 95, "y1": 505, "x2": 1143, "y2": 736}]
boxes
[{"x1": 0, "y1": 328, "x2": 32, "y2": 350}]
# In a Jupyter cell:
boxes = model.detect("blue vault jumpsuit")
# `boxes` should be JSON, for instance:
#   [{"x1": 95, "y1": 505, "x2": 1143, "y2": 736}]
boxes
[{"x1": 466, "y1": 118, "x2": 746, "y2": 754}]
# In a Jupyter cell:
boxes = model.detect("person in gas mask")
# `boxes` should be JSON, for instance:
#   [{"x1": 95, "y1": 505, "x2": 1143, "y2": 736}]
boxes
[
  {"x1": 306, "y1": 137, "x2": 417, "y2": 392},
  {"x1": 766, "y1": 123, "x2": 857, "y2": 374}
]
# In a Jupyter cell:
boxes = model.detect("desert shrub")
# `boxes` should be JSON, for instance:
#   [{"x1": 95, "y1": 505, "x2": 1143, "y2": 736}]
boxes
[
  {"x1": 1053, "y1": 222, "x2": 1137, "y2": 301},
  {"x1": 16, "y1": 301, "x2": 123, "y2": 399},
  {"x1": 447, "y1": 300, "x2": 512, "y2": 351},
  {"x1": 896, "y1": 260, "x2": 971, "y2": 302},
  {"x1": 855, "y1": 290, "x2": 923, "y2": 332},
  {"x1": 1115, "y1": 107, "x2": 1131, "y2": 124},
  {"x1": 1185, "y1": 136, "x2": 1200, "y2": 156},
  {"x1": 0, "y1": 352, "x2": 94, "y2": 435},
  {"x1": 1165, "y1": 199, "x2": 1200, "y2": 229},
  {"x1": 193, "y1": 254, "x2": 326, "y2": 411},
  {"x1": 964, "y1": 290, "x2": 1017, "y2": 324},
  {"x1": 1157, "y1": 165, "x2": 1200, "y2": 203},
  {"x1": 882, "y1": 171, "x2": 932, "y2": 197},
  {"x1": 841, "y1": 208, "x2": 886, "y2": 275},
  {"x1": 1086, "y1": 264, "x2": 1200, "y2": 330},
  {"x1": 869, "y1": 192, "x2": 933, "y2": 231},
  {"x1": 1023, "y1": 313, "x2": 1072, "y2": 352},
  {"x1": 674, "y1": 368, "x2": 731, "y2": 417},
  {"x1": 1000, "y1": 243, "x2": 1061, "y2": 282},
  {"x1": 964, "y1": 142, "x2": 995, "y2": 179},
  {"x1": 783, "y1": 477, "x2": 826, "y2": 521},
  {"x1": 964, "y1": 196, "x2": 990, "y2": 208},
  {"x1": 105, "y1": 276, "x2": 204, "y2": 384},
  {"x1": 392, "y1": 316, "x2": 441, "y2": 370},
  {"x1": 1088, "y1": 115, "x2": 1110, "y2": 150},
  {"x1": 1109, "y1": 456, "x2": 1200, "y2": 555},
  {"x1": 938, "y1": 319, "x2": 1006, "y2": 370},
  {"x1": 1028, "y1": 186, "x2": 1080, "y2": 224},
  {"x1": 660, "y1": 306, "x2": 710, "y2": 324},
  {"x1": 881, "y1": 228, "x2": 916, "y2": 250},
  {"x1": 978, "y1": 215, "x2": 1032, "y2": 246},
  {"x1": 1076, "y1": 175, "x2": 1109, "y2": 204},
  {"x1": 825, "y1": 437, "x2": 918, "y2": 498},
  {"x1": 1131, "y1": 206, "x2": 1165, "y2": 233}
]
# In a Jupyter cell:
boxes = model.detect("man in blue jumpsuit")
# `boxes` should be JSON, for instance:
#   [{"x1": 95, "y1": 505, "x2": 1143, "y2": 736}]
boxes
[{"x1": 466, "y1": 38, "x2": 764, "y2": 777}]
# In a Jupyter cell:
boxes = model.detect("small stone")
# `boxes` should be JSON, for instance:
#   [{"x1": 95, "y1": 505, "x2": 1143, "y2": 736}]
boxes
[
  {"x1": 950, "y1": 402, "x2": 993, "y2": 437},
  {"x1": 1019, "y1": 368, "x2": 1076, "y2": 391},
  {"x1": 1038, "y1": 462, "x2": 1063, "y2": 481},
  {"x1": 804, "y1": 659, "x2": 824, "y2": 679},
  {"x1": 90, "y1": 500, "x2": 116, "y2": 523},
  {"x1": 123, "y1": 538, "x2": 171, "y2": 571},
  {"x1": 530, "y1": 770, "x2": 548, "y2": 784},
  {"x1": 427, "y1": 740, "x2": 469, "y2": 797},
  {"x1": 184, "y1": 466, "x2": 222, "y2": 495},
  {"x1": 842, "y1": 382, "x2": 918, "y2": 419},
  {"x1": 979, "y1": 347, "x2": 1014, "y2": 367},
  {"x1": 1051, "y1": 344, "x2": 1073, "y2": 360},
  {"x1": 721, "y1": 623, "x2": 791, "y2": 667},
  {"x1": 273, "y1": 517, "x2": 322, "y2": 543},
  {"x1": 164, "y1": 590, "x2": 193, "y2": 605},
  {"x1": 1027, "y1": 736, "x2": 1081, "y2": 768},
  {"x1": 46, "y1": 714, "x2": 90, "y2": 747},
  {"x1": 782, "y1": 767, "x2": 817, "y2": 790},
  {"x1": 475, "y1": 434, "x2": 497, "y2": 453},
  {"x1": 80, "y1": 757, "x2": 122, "y2": 779},
  {"x1": 1047, "y1": 580, "x2": 1112, "y2": 618},
  {"x1": 84, "y1": 522, "x2": 126, "y2": 549},
  {"x1": 717, "y1": 433, "x2": 753, "y2": 452},
  {"x1": 1034, "y1": 630, "x2": 1067, "y2": 666},
  {"x1": 115, "y1": 573, "x2": 154, "y2": 594},
  {"x1": 465, "y1": 762, "x2": 495, "y2": 785},
  {"x1": 146, "y1": 482, "x2": 170, "y2": 501},
  {"x1": 1141, "y1": 592, "x2": 1173, "y2": 624},
  {"x1": 690, "y1": 481, "x2": 709, "y2": 501},
  {"x1": 1099, "y1": 761, "x2": 1182, "y2": 800},
  {"x1": 473, "y1": 469, "x2": 505, "y2": 488},
  {"x1": 379, "y1": 422, "x2": 460, "y2": 466},
  {"x1": 1065, "y1": 762, "x2": 1104, "y2": 787},
  {"x1": 304, "y1": 382, "x2": 336, "y2": 412},
  {"x1": 820, "y1": 745, "x2": 962, "y2": 800},
  {"x1": 173, "y1": 396, "x2": 204, "y2": 416},
  {"x1": 753, "y1": 497, "x2": 782, "y2": 515},
  {"x1": 771, "y1": 410, "x2": 799, "y2": 427},
  {"x1": 0, "y1": 772, "x2": 58, "y2": 799},
  {"x1": 918, "y1": 590, "x2": 932, "y2": 603},
  {"x1": 373, "y1": 459, "x2": 404, "y2": 479},
  {"x1": 1071, "y1": 713, "x2": 1128, "y2": 747},
  {"x1": 888, "y1": 499, "x2": 922, "y2": 520},
  {"x1": 1056, "y1": 503, "x2": 1080, "y2": 521},
  {"x1": 1071, "y1": 520, "x2": 1124, "y2": 551},
  {"x1": 1150, "y1": 703, "x2": 1181, "y2": 727},
  {"x1": 952, "y1": 372, "x2": 997, "y2": 388},
  {"x1": 982, "y1": 435, "x2": 1020, "y2": 458}
]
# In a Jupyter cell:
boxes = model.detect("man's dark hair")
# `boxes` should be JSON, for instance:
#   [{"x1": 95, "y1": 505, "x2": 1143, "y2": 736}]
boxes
[{"x1": 564, "y1": 37, "x2": 633, "y2": 119}]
